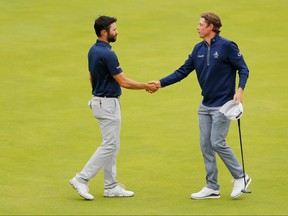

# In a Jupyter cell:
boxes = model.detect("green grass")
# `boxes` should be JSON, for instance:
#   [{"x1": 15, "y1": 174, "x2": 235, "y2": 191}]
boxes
[{"x1": 1, "y1": 0, "x2": 287, "y2": 215}]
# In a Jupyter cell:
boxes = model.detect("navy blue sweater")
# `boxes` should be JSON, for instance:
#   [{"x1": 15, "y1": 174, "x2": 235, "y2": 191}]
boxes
[{"x1": 160, "y1": 34, "x2": 249, "y2": 107}]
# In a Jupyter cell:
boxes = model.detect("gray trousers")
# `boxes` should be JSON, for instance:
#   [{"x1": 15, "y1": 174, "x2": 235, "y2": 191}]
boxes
[
  {"x1": 198, "y1": 103, "x2": 243, "y2": 190},
  {"x1": 76, "y1": 97, "x2": 121, "y2": 189}
]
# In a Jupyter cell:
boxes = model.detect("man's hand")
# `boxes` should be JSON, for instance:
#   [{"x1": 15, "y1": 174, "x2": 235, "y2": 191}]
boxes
[
  {"x1": 146, "y1": 82, "x2": 159, "y2": 93},
  {"x1": 149, "y1": 80, "x2": 161, "y2": 88},
  {"x1": 146, "y1": 80, "x2": 161, "y2": 94},
  {"x1": 233, "y1": 87, "x2": 244, "y2": 103}
]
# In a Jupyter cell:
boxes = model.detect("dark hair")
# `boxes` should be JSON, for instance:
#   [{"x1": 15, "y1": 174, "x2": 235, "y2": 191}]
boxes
[
  {"x1": 94, "y1": 16, "x2": 117, "y2": 37},
  {"x1": 201, "y1": 12, "x2": 222, "y2": 34}
]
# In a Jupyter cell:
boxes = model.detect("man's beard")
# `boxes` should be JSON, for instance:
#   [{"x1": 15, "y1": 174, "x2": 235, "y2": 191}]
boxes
[{"x1": 107, "y1": 34, "x2": 117, "y2": 43}]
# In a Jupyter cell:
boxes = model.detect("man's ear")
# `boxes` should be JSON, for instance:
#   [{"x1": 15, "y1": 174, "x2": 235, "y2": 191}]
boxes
[
  {"x1": 100, "y1": 29, "x2": 107, "y2": 37},
  {"x1": 208, "y1": 24, "x2": 214, "y2": 31}
]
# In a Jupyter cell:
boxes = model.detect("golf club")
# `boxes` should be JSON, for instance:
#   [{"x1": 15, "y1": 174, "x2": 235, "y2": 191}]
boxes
[{"x1": 237, "y1": 119, "x2": 251, "y2": 194}]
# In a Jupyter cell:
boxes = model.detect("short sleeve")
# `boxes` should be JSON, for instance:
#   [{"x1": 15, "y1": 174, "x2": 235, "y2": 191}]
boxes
[{"x1": 104, "y1": 51, "x2": 123, "y2": 76}]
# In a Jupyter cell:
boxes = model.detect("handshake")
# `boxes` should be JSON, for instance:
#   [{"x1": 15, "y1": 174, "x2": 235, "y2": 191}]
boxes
[{"x1": 146, "y1": 80, "x2": 161, "y2": 94}]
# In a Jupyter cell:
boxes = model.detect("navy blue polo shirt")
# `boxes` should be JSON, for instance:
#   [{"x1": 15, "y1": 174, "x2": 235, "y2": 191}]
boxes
[{"x1": 88, "y1": 40, "x2": 123, "y2": 97}]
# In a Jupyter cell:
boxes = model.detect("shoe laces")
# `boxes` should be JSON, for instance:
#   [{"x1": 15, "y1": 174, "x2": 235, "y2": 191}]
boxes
[
  {"x1": 232, "y1": 176, "x2": 249, "y2": 183},
  {"x1": 231, "y1": 178, "x2": 244, "y2": 183},
  {"x1": 118, "y1": 183, "x2": 126, "y2": 189}
]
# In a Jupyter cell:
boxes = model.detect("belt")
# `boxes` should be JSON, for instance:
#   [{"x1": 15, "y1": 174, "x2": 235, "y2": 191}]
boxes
[{"x1": 93, "y1": 96, "x2": 120, "y2": 99}]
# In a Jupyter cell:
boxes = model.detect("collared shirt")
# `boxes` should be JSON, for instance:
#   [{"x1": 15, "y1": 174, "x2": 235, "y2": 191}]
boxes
[
  {"x1": 160, "y1": 34, "x2": 249, "y2": 107},
  {"x1": 88, "y1": 40, "x2": 123, "y2": 97}
]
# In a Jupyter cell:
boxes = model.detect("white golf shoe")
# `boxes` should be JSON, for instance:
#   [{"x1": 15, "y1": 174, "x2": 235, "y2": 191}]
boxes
[
  {"x1": 231, "y1": 174, "x2": 252, "y2": 199},
  {"x1": 69, "y1": 177, "x2": 94, "y2": 200},
  {"x1": 191, "y1": 186, "x2": 220, "y2": 200},
  {"x1": 104, "y1": 185, "x2": 134, "y2": 197}
]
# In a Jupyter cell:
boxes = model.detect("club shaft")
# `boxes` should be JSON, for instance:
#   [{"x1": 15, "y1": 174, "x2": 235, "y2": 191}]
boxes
[{"x1": 237, "y1": 119, "x2": 247, "y2": 188}]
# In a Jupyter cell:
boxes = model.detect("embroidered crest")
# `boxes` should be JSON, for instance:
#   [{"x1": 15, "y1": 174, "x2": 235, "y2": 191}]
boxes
[{"x1": 213, "y1": 51, "x2": 219, "y2": 59}]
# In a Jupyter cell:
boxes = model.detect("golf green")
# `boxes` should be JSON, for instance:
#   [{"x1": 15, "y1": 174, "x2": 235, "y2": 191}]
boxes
[{"x1": 1, "y1": 0, "x2": 287, "y2": 215}]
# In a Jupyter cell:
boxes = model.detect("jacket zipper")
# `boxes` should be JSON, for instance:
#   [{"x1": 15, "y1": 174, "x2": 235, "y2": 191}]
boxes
[{"x1": 207, "y1": 46, "x2": 210, "y2": 66}]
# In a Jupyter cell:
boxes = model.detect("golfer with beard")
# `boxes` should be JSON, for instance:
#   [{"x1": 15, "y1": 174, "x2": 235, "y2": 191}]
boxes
[{"x1": 69, "y1": 16, "x2": 158, "y2": 200}]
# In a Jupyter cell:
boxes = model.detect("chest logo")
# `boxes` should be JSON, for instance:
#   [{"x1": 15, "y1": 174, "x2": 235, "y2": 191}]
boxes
[{"x1": 213, "y1": 51, "x2": 219, "y2": 59}]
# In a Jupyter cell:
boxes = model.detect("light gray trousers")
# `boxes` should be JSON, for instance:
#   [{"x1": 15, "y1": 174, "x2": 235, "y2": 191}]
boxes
[
  {"x1": 198, "y1": 103, "x2": 243, "y2": 190},
  {"x1": 76, "y1": 97, "x2": 121, "y2": 189}
]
